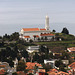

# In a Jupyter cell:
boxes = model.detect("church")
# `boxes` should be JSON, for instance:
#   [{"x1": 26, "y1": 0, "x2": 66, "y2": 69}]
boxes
[{"x1": 19, "y1": 15, "x2": 55, "y2": 42}]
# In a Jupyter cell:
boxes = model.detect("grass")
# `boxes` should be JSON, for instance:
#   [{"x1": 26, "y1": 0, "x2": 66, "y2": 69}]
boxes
[{"x1": 34, "y1": 40, "x2": 75, "y2": 48}]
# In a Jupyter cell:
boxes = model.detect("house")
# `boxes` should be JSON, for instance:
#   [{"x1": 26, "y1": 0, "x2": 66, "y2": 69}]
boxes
[
  {"x1": 0, "y1": 69, "x2": 6, "y2": 75},
  {"x1": 67, "y1": 47, "x2": 75, "y2": 52},
  {"x1": 44, "y1": 59, "x2": 57, "y2": 68},
  {"x1": 0, "y1": 62, "x2": 13, "y2": 75},
  {"x1": 68, "y1": 62, "x2": 75, "y2": 69},
  {"x1": 62, "y1": 60, "x2": 69, "y2": 65},
  {"x1": 68, "y1": 68, "x2": 75, "y2": 75},
  {"x1": 26, "y1": 45, "x2": 40, "y2": 53},
  {"x1": 47, "y1": 68, "x2": 58, "y2": 75},
  {"x1": 47, "y1": 70, "x2": 69, "y2": 75},
  {"x1": 26, "y1": 62, "x2": 42, "y2": 74},
  {"x1": 0, "y1": 62, "x2": 10, "y2": 70},
  {"x1": 17, "y1": 71, "x2": 26, "y2": 75},
  {"x1": 57, "y1": 71, "x2": 69, "y2": 75},
  {"x1": 36, "y1": 69, "x2": 46, "y2": 75}
]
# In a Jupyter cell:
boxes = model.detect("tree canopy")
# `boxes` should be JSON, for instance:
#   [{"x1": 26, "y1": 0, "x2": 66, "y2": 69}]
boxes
[{"x1": 61, "y1": 27, "x2": 69, "y2": 34}]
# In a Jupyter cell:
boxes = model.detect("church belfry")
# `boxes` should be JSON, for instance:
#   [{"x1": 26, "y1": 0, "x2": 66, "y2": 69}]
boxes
[{"x1": 45, "y1": 15, "x2": 50, "y2": 30}]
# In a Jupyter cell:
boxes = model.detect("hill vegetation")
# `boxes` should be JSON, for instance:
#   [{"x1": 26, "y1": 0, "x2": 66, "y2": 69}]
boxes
[{"x1": 0, "y1": 27, "x2": 75, "y2": 67}]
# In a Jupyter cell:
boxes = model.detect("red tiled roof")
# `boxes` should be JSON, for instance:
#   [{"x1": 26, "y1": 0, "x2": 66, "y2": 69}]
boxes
[
  {"x1": 68, "y1": 68, "x2": 75, "y2": 74},
  {"x1": 23, "y1": 28, "x2": 40, "y2": 31},
  {"x1": 24, "y1": 36, "x2": 30, "y2": 38},
  {"x1": 40, "y1": 29, "x2": 46, "y2": 30},
  {"x1": 28, "y1": 70, "x2": 33, "y2": 73},
  {"x1": 22, "y1": 28, "x2": 47, "y2": 32},
  {"x1": 38, "y1": 69, "x2": 45, "y2": 73},
  {"x1": 33, "y1": 35, "x2": 39, "y2": 37},
  {"x1": 68, "y1": 62, "x2": 75, "y2": 68},
  {"x1": 48, "y1": 72, "x2": 57, "y2": 75},
  {"x1": 0, "y1": 69, "x2": 6, "y2": 75},
  {"x1": 17, "y1": 71, "x2": 26, "y2": 75},
  {"x1": 0, "y1": 65, "x2": 5, "y2": 68},
  {"x1": 57, "y1": 71, "x2": 69, "y2": 75},
  {"x1": 47, "y1": 69, "x2": 58, "y2": 74},
  {"x1": 26, "y1": 62, "x2": 42, "y2": 70},
  {"x1": 67, "y1": 47, "x2": 75, "y2": 52},
  {"x1": 40, "y1": 33, "x2": 55, "y2": 36}
]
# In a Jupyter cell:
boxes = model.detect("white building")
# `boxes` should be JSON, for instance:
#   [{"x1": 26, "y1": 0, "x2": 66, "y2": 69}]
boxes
[
  {"x1": 19, "y1": 15, "x2": 55, "y2": 42},
  {"x1": 26, "y1": 45, "x2": 40, "y2": 53},
  {"x1": 67, "y1": 47, "x2": 75, "y2": 52},
  {"x1": 44, "y1": 59, "x2": 57, "y2": 68}
]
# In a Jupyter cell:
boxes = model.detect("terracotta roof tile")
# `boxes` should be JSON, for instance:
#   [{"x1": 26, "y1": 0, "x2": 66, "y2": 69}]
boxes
[
  {"x1": 26, "y1": 62, "x2": 42, "y2": 70},
  {"x1": 38, "y1": 69, "x2": 45, "y2": 73},
  {"x1": 17, "y1": 71, "x2": 25, "y2": 75},
  {"x1": 0, "y1": 69, "x2": 5, "y2": 75},
  {"x1": 24, "y1": 36, "x2": 30, "y2": 38},
  {"x1": 68, "y1": 62, "x2": 75, "y2": 68},
  {"x1": 67, "y1": 47, "x2": 75, "y2": 52},
  {"x1": 23, "y1": 28, "x2": 39, "y2": 31},
  {"x1": 40, "y1": 29, "x2": 46, "y2": 30},
  {"x1": 40, "y1": 33, "x2": 54, "y2": 36},
  {"x1": 0, "y1": 65, "x2": 5, "y2": 68},
  {"x1": 47, "y1": 69, "x2": 58, "y2": 74},
  {"x1": 33, "y1": 35, "x2": 39, "y2": 37},
  {"x1": 57, "y1": 71, "x2": 69, "y2": 75},
  {"x1": 48, "y1": 72, "x2": 57, "y2": 75}
]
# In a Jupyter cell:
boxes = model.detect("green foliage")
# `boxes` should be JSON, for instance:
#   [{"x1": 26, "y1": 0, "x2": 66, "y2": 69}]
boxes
[
  {"x1": 12, "y1": 72, "x2": 17, "y2": 75},
  {"x1": 29, "y1": 39, "x2": 33, "y2": 43},
  {"x1": 9, "y1": 32, "x2": 19, "y2": 41},
  {"x1": 52, "y1": 29, "x2": 56, "y2": 33},
  {"x1": 61, "y1": 27, "x2": 69, "y2": 34},
  {"x1": 42, "y1": 63, "x2": 52, "y2": 72},
  {"x1": 60, "y1": 51, "x2": 70, "y2": 60},
  {"x1": 55, "y1": 60, "x2": 63, "y2": 67},
  {"x1": 59, "y1": 65, "x2": 67, "y2": 72},
  {"x1": 39, "y1": 45, "x2": 49, "y2": 53},
  {"x1": 49, "y1": 52, "x2": 54, "y2": 59},
  {"x1": 17, "y1": 60, "x2": 26, "y2": 71},
  {"x1": 33, "y1": 52, "x2": 40, "y2": 62}
]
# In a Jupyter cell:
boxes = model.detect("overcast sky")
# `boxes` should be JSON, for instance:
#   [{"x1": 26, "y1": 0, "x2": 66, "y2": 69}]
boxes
[{"x1": 0, "y1": 0, "x2": 75, "y2": 36}]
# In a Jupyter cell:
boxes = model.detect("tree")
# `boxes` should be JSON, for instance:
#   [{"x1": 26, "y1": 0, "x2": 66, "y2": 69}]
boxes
[
  {"x1": 42, "y1": 63, "x2": 52, "y2": 72},
  {"x1": 12, "y1": 72, "x2": 17, "y2": 75},
  {"x1": 29, "y1": 39, "x2": 33, "y2": 43},
  {"x1": 33, "y1": 52, "x2": 40, "y2": 62},
  {"x1": 49, "y1": 52, "x2": 54, "y2": 59},
  {"x1": 52, "y1": 29, "x2": 56, "y2": 33},
  {"x1": 17, "y1": 60, "x2": 26, "y2": 71},
  {"x1": 10, "y1": 32, "x2": 19, "y2": 41},
  {"x1": 34, "y1": 35, "x2": 36, "y2": 40},
  {"x1": 55, "y1": 60, "x2": 63, "y2": 67},
  {"x1": 59, "y1": 65, "x2": 66, "y2": 72},
  {"x1": 45, "y1": 36, "x2": 47, "y2": 40},
  {"x1": 61, "y1": 27, "x2": 69, "y2": 34}
]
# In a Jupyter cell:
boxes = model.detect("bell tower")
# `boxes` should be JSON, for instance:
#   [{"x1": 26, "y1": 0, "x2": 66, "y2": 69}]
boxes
[{"x1": 45, "y1": 15, "x2": 50, "y2": 30}]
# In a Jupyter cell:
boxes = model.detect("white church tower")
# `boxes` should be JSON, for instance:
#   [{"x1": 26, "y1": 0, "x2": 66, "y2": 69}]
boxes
[{"x1": 45, "y1": 15, "x2": 50, "y2": 30}]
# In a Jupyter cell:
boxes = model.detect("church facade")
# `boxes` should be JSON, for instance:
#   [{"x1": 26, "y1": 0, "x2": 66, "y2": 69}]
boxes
[{"x1": 19, "y1": 16, "x2": 55, "y2": 42}]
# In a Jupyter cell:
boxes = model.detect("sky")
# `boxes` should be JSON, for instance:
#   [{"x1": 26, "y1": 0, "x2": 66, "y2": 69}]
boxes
[{"x1": 0, "y1": 0, "x2": 75, "y2": 36}]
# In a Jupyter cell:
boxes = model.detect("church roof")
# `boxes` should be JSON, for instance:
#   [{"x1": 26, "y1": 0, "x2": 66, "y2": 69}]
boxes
[
  {"x1": 24, "y1": 36, "x2": 30, "y2": 38},
  {"x1": 22, "y1": 28, "x2": 46, "y2": 31},
  {"x1": 33, "y1": 35, "x2": 39, "y2": 37},
  {"x1": 40, "y1": 33, "x2": 54, "y2": 36},
  {"x1": 40, "y1": 28, "x2": 46, "y2": 30},
  {"x1": 23, "y1": 28, "x2": 39, "y2": 31}
]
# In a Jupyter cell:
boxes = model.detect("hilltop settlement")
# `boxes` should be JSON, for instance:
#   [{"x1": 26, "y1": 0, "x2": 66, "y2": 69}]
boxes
[{"x1": 0, "y1": 16, "x2": 75, "y2": 75}]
